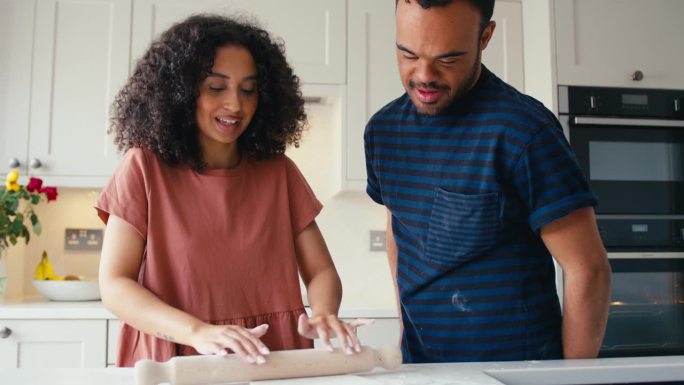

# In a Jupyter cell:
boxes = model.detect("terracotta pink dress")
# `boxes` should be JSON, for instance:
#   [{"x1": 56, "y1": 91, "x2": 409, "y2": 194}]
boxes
[{"x1": 95, "y1": 148, "x2": 319, "y2": 367}]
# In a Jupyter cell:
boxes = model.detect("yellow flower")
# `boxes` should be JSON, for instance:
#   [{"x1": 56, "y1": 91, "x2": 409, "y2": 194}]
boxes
[
  {"x1": 2, "y1": 169, "x2": 58, "y2": 247},
  {"x1": 5, "y1": 169, "x2": 20, "y2": 191},
  {"x1": 6, "y1": 169, "x2": 19, "y2": 184}
]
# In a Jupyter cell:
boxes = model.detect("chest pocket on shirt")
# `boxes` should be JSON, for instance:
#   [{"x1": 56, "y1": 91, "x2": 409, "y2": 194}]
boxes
[{"x1": 426, "y1": 188, "x2": 500, "y2": 265}]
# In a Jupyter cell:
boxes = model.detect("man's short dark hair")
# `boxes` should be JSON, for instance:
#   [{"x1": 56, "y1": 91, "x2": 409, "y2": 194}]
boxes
[{"x1": 396, "y1": 0, "x2": 495, "y2": 33}]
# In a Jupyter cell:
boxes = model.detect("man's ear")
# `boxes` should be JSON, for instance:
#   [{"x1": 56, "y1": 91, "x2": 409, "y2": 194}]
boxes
[{"x1": 480, "y1": 21, "x2": 496, "y2": 50}]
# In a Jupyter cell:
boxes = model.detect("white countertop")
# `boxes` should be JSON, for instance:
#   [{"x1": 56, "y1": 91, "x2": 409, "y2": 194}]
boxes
[
  {"x1": 1, "y1": 355, "x2": 683, "y2": 385},
  {"x1": 0, "y1": 297, "x2": 116, "y2": 319},
  {"x1": 0, "y1": 298, "x2": 397, "y2": 320}
]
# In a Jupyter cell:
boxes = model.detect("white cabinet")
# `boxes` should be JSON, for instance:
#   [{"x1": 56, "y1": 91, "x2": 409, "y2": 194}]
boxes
[
  {"x1": 0, "y1": 0, "x2": 35, "y2": 177},
  {"x1": 1, "y1": 0, "x2": 130, "y2": 186},
  {"x1": 313, "y1": 318, "x2": 400, "y2": 350},
  {"x1": 131, "y1": 0, "x2": 345, "y2": 85},
  {"x1": 0, "y1": 319, "x2": 107, "y2": 368},
  {"x1": 344, "y1": 0, "x2": 404, "y2": 190},
  {"x1": 484, "y1": 0, "x2": 524, "y2": 91},
  {"x1": 107, "y1": 319, "x2": 120, "y2": 366},
  {"x1": 343, "y1": 0, "x2": 525, "y2": 190},
  {"x1": 554, "y1": 0, "x2": 684, "y2": 89}
]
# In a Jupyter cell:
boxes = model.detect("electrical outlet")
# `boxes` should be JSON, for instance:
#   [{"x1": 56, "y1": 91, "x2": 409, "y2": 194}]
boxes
[
  {"x1": 65, "y1": 228, "x2": 103, "y2": 251},
  {"x1": 370, "y1": 230, "x2": 386, "y2": 252}
]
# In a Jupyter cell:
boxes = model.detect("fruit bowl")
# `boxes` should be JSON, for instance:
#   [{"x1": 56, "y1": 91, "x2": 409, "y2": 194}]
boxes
[{"x1": 33, "y1": 278, "x2": 101, "y2": 301}]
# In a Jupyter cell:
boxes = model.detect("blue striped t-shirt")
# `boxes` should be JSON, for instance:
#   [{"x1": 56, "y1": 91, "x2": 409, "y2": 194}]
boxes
[{"x1": 364, "y1": 66, "x2": 597, "y2": 363}]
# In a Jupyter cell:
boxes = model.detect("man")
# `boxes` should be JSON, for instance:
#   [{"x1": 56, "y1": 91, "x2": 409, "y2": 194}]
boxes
[{"x1": 364, "y1": 0, "x2": 612, "y2": 363}]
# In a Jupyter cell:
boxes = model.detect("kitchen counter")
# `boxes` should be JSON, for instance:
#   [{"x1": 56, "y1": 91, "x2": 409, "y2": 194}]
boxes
[
  {"x1": 1, "y1": 355, "x2": 683, "y2": 385},
  {"x1": 0, "y1": 297, "x2": 116, "y2": 319},
  {"x1": 0, "y1": 298, "x2": 397, "y2": 319}
]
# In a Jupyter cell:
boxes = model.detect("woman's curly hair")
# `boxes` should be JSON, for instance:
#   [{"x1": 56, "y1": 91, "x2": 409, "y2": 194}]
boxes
[{"x1": 111, "y1": 14, "x2": 307, "y2": 170}]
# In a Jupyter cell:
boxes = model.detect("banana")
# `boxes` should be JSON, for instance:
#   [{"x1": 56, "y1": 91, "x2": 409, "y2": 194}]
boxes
[{"x1": 34, "y1": 250, "x2": 63, "y2": 280}]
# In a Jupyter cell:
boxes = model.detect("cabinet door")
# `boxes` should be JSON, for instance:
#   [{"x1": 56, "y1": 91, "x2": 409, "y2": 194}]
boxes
[
  {"x1": 345, "y1": 0, "x2": 404, "y2": 190},
  {"x1": 28, "y1": 0, "x2": 131, "y2": 187},
  {"x1": 554, "y1": 0, "x2": 684, "y2": 88},
  {"x1": 312, "y1": 318, "x2": 400, "y2": 350},
  {"x1": 106, "y1": 319, "x2": 120, "y2": 366},
  {"x1": 0, "y1": 0, "x2": 34, "y2": 176},
  {"x1": 131, "y1": 0, "x2": 345, "y2": 85},
  {"x1": 0, "y1": 320, "x2": 107, "y2": 368},
  {"x1": 483, "y1": 0, "x2": 524, "y2": 91}
]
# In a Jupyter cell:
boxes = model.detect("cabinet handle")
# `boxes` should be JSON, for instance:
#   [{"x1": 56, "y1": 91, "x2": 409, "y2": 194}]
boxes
[
  {"x1": 0, "y1": 327, "x2": 11, "y2": 338},
  {"x1": 29, "y1": 158, "x2": 42, "y2": 169},
  {"x1": 8, "y1": 157, "x2": 21, "y2": 168},
  {"x1": 631, "y1": 70, "x2": 644, "y2": 81}
]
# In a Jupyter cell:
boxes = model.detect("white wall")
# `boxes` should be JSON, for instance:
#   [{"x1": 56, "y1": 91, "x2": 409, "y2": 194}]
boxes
[{"x1": 288, "y1": 97, "x2": 395, "y2": 311}]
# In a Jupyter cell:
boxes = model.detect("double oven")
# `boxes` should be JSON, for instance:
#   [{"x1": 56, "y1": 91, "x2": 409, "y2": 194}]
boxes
[{"x1": 559, "y1": 85, "x2": 684, "y2": 357}]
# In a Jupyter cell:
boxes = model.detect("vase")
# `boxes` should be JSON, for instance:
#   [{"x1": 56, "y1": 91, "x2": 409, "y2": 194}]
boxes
[{"x1": 0, "y1": 246, "x2": 7, "y2": 298}]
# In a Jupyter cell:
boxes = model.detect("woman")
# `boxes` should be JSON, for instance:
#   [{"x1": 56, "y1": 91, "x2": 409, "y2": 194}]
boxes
[{"x1": 96, "y1": 14, "x2": 363, "y2": 367}]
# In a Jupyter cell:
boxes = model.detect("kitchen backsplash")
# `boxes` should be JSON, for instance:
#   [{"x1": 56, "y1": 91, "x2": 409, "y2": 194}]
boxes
[{"x1": 7, "y1": 188, "x2": 105, "y2": 298}]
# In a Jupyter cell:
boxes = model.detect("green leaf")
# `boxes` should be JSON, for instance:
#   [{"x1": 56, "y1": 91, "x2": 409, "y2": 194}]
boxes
[
  {"x1": 8, "y1": 197, "x2": 19, "y2": 212},
  {"x1": 31, "y1": 213, "x2": 38, "y2": 226},
  {"x1": 31, "y1": 194, "x2": 40, "y2": 205},
  {"x1": 33, "y1": 221, "x2": 42, "y2": 236},
  {"x1": 11, "y1": 218, "x2": 24, "y2": 234}
]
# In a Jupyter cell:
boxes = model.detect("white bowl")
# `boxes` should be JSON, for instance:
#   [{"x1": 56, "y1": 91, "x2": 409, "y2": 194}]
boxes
[{"x1": 33, "y1": 279, "x2": 101, "y2": 301}]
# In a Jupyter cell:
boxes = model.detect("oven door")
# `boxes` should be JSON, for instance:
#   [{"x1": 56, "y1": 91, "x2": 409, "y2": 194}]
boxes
[
  {"x1": 600, "y1": 257, "x2": 684, "y2": 358},
  {"x1": 566, "y1": 116, "x2": 684, "y2": 216},
  {"x1": 562, "y1": 116, "x2": 684, "y2": 250}
]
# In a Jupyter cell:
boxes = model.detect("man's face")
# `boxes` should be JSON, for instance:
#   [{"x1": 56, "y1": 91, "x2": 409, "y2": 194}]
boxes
[{"x1": 395, "y1": 0, "x2": 494, "y2": 115}]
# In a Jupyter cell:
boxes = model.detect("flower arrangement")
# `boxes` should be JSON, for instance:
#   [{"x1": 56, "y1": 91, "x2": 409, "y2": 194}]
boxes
[{"x1": 1, "y1": 170, "x2": 58, "y2": 248}]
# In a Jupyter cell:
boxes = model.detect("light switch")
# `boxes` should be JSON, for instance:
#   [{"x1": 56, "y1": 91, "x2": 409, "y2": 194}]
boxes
[{"x1": 370, "y1": 230, "x2": 386, "y2": 252}]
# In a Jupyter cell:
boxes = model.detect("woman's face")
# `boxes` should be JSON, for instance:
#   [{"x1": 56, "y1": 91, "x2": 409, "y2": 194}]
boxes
[{"x1": 195, "y1": 45, "x2": 258, "y2": 165}]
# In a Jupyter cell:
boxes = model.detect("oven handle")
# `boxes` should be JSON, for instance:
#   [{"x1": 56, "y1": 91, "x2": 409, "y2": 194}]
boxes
[{"x1": 572, "y1": 116, "x2": 684, "y2": 128}]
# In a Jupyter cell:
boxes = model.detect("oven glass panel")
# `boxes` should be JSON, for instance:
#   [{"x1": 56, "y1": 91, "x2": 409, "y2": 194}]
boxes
[
  {"x1": 569, "y1": 124, "x2": 684, "y2": 215},
  {"x1": 589, "y1": 141, "x2": 684, "y2": 182},
  {"x1": 600, "y1": 259, "x2": 684, "y2": 357}
]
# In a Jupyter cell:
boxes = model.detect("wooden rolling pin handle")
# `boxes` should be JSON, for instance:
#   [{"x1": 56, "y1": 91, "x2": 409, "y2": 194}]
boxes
[{"x1": 135, "y1": 345, "x2": 402, "y2": 385}]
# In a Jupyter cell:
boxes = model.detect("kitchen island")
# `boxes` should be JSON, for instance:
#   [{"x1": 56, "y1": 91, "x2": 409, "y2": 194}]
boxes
[{"x1": 1, "y1": 355, "x2": 683, "y2": 385}]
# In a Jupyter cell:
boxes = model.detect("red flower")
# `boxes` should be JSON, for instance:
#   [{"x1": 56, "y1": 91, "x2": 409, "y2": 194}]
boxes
[
  {"x1": 26, "y1": 177, "x2": 43, "y2": 192},
  {"x1": 40, "y1": 186, "x2": 58, "y2": 202}
]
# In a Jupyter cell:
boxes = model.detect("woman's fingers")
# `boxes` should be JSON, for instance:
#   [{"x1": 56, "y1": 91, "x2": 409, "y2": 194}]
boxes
[
  {"x1": 297, "y1": 313, "x2": 318, "y2": 339},
  {"x1": 298, "y1": 314, "x2": 373, "y2": 354},
  {"x1": 305, "y1": 315, "x2": 366, "y2": 354},
  {"x1": 248, "y1": 324, "x2": 271, "y2": 340},
  {"x1": 194, "y1": 324, "x2": 270, "y2": 364},
  {"x1": 349, "y1": 318, "x2": 375, "y2": 328},
  {"x1": 227, "y1": 325, "x2": 271, "y2": 360}
]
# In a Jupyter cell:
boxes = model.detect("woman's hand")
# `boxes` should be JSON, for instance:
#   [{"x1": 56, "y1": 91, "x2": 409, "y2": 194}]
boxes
[
  {"x1": 297, "y1": 313, "x2": 375, "y2": 354},
  {"x1": 190, "y1": 323, "x2": 271, "y2": 364}
]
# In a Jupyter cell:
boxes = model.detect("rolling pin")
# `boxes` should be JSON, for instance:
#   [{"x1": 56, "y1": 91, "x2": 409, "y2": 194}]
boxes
[{"x1": 134, "y1": 345, "x2": 402, "y2": 385}]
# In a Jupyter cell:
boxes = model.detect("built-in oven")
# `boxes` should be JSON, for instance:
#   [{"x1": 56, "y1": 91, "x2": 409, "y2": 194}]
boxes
[{"x1": 558, "y1": 85, "x2": 684, "y2": 357}]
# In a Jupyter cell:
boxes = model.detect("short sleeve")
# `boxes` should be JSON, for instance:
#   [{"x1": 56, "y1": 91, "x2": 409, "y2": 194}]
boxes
[
  {"x1": 94, "y1": 148, "x2": 149, "y2": 239},
  {"x1": 283, "y1": 156, "x2": 323, "y2": 235},
  {"x1": 512, "y1": 122, "x2": 598, "y2": 233},
  {"x1": 364, "y1": 122, "x2": 384, "y2": 205}
]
